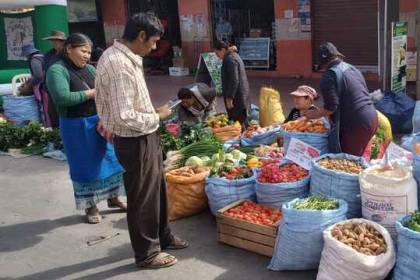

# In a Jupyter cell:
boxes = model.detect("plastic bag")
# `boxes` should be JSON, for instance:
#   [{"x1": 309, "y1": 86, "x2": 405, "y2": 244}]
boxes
[
  {"x1": 412, "y1": 100, "x2": 420, "y2": 134},
  {"x1": 3, "y1": 95, "x2": 40, "y2": 125},
  {"x1": 360, "y1": 163, "x2": 418, "y2": 237},
  {"x1": 280, "y1": 122, "x2": 330, "y2": 155},
  {"x1": 166, "y1": 167, "x2": 210, "y2": 221},
  {"x1": 269, "y1": 198, "x2": 348, "y2": 271},
  {"x1": 375, "y1": 90, "x2": 415, "y2": 134},
  {"x1": 248, "y1": 104, "x2": 259, "y2": 122},
  {"x1": 317, "y1": 219, "x2": 395, "y2": 280},
  {"x1": 256, "y1": 164, "x2": 309, "y2": 209},
  {"x1": 259, "y1": 87, "x2": 285, "y2": 127},
  {"x1": 310, "y1": 153, "x2": 368, "y2": 218},
  {"x1": 394, "y1": 215, "x2": 420, "y2": 280},
  {"x1": 240, "y1": 126, "x2": 281, "y2": 147},
  {"x1": 205, "y1": 170, "x2": 257, "y2": 215}
]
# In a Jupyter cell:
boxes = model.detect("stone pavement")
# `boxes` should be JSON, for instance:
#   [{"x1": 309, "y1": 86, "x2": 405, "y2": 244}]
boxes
[
  {"x1": 0, "y1": 74, "x2": 381, "y2": 280},
  {"x1": 0, "y1": 156, "x2": 316, "y2": 280}
]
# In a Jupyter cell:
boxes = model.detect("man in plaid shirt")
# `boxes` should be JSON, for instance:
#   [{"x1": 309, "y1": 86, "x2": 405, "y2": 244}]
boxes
[{"x1": 96, "y1": 13, "x2": 188, "y2": 269}]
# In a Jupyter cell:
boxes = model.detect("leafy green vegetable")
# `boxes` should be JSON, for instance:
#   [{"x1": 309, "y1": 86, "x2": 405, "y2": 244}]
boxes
[
  {"x1": 293, "y1": 196, "x2": 339, "y2": 210},
  {"x1": 404, "y1": 211, "x2": 420, "y2": 232}
]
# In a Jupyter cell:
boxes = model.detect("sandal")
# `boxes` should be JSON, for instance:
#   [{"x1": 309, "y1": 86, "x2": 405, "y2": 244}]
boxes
[
  {"x1": 85, "y1": 207, "x2": 102, "y2": 224},
  {"x1": 137, "y1": 252, "x2": 177, "y2": 269},
  {"x1": 164, "y1": 236, "x2": 189, "y2": 250},
  {"x1": 107, "y1": 198, "x2": 127, "y2": 212}
]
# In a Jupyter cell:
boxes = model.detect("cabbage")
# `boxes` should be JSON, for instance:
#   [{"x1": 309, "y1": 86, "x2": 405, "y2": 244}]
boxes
[
  {"x1": 201, "y1": 156, "x2": 211, "y2": 166},
  {"x1": 224, "y1": 153, "x2": 234, "y2": 162},
  {"x1": 230, "y1": 150, "x2": 247, "y2": 161},
  {"x1": 185, "y1": 156, "x2": 203, "y2": 167}
]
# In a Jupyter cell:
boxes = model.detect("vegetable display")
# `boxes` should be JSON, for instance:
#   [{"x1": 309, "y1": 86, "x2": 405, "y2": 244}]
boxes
[
  {"x1": 218, "y1": 166, "x2": 253, "y2": 180},
  {"x1": 257, "y1": 163, "x2": 308, "y2": 183},
  {"x1": 293, "y1": 196, "x2": 339, "y2": 210},
  {"x1": 331, "y1": 221, "x2": 387, "y2": 256},
  {"x1": 206, "y1": 114, "x2": 231, "y2": 128},
  {"x1": 223, "y1": 201, "x2": 282, "y2": 226},
  {"x1": 242, "y1": 123, "x2": 279, "y2": 138},
  {"x1": 317, "y1": 158, "x2": 364, "y2": 174},
  {"x1": 0, "y1": 122, "x2": 62, "y2": 152},
  {"x1": 404, "y1": 211, "x2": 420, "y2": 232},
  {"x1": 414, "y1": 143, "x2": 420, "y2": 155},
  {"x1": 254, "y1": 145, "x2": 284, "y2": 159},
  {"x1": 282, "y1": 119, "x2": 328, "y2": 133}
]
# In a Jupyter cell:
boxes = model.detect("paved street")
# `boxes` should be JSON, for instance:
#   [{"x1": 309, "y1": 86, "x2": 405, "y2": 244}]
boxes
[{"x1": 0, "y1": 75, "x2": 381, "y2": 280}]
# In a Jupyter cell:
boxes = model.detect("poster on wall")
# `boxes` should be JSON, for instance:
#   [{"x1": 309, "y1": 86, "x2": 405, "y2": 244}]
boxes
[
  {"x1": 67, "y1": 0, "x2": 97, "y2": 23},
  {"x1": 391, "y1": 22, "x2": 408, "y2": 94},
  {"x1": 4, "y1": 17, "x2": 34, "y2": 61},
  {"x1": 297, "y1": 0, "x2": 311, "y2": 32}
]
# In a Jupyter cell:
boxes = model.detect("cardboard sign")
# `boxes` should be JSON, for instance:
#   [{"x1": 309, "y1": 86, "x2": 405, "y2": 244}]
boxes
[
  {"x1": 285, "y1": 138, "x2": 320, "y2": 170},
  {"x1": 385, "y1": 142, "x2": 413, "y2": 163}
]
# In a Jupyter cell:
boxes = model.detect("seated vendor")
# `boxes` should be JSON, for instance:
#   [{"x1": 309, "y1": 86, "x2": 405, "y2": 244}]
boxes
[
  {"x1": 278, "y1": 85, "x2": 319, "y2": 147},
  {"x1": 177, "y1": 83, "x2": 217, "y2": 124},
  {"x1": 284, "y1": 85, "x2": 319, "y2": 123}
]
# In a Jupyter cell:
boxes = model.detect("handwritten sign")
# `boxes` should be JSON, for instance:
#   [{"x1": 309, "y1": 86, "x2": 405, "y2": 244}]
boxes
[{"x1": 285, "y1": 138, "x2": 320, "y2": 170}]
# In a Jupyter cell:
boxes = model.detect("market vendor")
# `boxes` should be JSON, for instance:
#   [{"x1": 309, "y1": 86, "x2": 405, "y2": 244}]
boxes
[
  {"x1": 284, "y1": 85, "x2": 319, "y2": 123},
  {"x1": 305, "y1": 42, "x2": 378, "y2": 156},
  {"x1": 177, "y1": 83, "x2": 217, "y2": 124}
]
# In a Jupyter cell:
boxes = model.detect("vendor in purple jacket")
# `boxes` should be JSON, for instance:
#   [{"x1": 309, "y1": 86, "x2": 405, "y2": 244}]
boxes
[{"x1": 305, "y1": 42, "x2": 378, "y2": 156}]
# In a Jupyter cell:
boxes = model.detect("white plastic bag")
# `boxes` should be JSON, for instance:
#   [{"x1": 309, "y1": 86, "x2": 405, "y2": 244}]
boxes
[
  {"x1": 359, "y1": 163, "x2": 418, "y2": 237},
  {"x1": 412, "y1": 100, "x2": 420, "y2": 134},
  {"x1": 317, "y1": 219, "x2": 395, "y2": 280}
]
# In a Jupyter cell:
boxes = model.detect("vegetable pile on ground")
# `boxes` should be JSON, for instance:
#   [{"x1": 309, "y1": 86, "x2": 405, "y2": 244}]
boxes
[
  {"x1": 254, "y1": 144, "x2": 284, "y2": 159},
  {"x1": 317, "y1": 158, "x2": 365, "y2": 174},
  {"x1": 331, "y1": 221, "x2": 387, "y2": 256},
  {"x1": 0, "y1": 122, "x2": 62, "y2": 153},
  {"x1": 282, "y1": 118, "x2": 328, "y2": 133},
  {"x1": 223, "y1": 201, "x2": 282, "y2": 226},
  {"x1": 404, "y1": 211, "x2": 420, "y2": 232},
  {"x1": 293, "y1": 196, "x2": 339, "y2": 210},
  {"x1": 257, "y1": 163, "x2": 308, "y2": 183}
]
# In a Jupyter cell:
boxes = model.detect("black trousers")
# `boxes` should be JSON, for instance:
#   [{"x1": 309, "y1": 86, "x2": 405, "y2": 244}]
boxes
[{"x1": 114, "y1": 132, "x2": 172, "y2": 264}]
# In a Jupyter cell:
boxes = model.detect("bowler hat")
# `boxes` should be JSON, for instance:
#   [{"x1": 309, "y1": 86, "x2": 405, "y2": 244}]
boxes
[{"x1": 42, "y1": 30, "x2": 67, "y2": 41}]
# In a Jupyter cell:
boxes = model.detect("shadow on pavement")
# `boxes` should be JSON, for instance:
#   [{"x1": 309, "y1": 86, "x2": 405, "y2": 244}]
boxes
[
  {"x1": 13, "y1": 243, "x2": 134, "y2": 280},
  {"x1": 0, "y1": 215, "x2": 82, "y2": 253}
]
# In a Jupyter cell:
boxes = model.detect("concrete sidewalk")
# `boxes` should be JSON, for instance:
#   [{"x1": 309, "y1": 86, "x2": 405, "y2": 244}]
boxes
[{"x1": 0, "y1": 156, "x2": 317, "y2": 280}]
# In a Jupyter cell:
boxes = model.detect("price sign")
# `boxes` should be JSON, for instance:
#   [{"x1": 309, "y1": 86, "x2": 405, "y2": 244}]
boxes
[{"x1": 285, "y1": 138, "x2": 320, "y2": 170}]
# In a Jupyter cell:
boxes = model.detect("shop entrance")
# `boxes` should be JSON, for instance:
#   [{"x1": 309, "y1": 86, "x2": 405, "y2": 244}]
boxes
[{"x1": 211, "y1": 0, "x2": 276, "y2": 70}]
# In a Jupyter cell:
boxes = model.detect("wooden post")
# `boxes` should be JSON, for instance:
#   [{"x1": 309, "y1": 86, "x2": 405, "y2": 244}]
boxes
[{"x1": 416, "y1": 2, "x2": 420, "y2": 100}]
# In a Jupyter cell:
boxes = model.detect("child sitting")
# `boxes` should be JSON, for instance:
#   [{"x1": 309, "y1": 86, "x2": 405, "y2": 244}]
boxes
[{"x1": 284, "y1": 85, "x2": 318, "y2": 123}]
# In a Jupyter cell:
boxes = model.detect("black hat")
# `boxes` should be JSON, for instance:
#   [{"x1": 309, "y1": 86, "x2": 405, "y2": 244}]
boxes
[{"x1": 318, "y1": 42, "x2": 345, "y2": 65}]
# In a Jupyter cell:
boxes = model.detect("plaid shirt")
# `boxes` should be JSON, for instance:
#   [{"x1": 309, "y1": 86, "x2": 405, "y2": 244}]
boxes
[{"x1": 95, "y1": 41, "x2": 159, "y2": 137}]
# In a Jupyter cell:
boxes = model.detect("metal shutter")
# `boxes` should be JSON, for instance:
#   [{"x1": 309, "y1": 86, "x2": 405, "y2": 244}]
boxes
[{"x1": 312, "y1": 0, "x2": 378, "y2": 68}]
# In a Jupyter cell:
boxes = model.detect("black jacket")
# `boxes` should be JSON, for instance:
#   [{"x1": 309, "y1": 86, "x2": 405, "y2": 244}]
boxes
[{"x1": 221, "y1": 51, "x2": 250, "y2": 121}]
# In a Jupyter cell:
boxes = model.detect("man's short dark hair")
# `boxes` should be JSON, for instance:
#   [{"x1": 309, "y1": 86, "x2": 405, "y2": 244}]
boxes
[
  {"x1": 178, "y1": 88, "x2": 194, "y2": 100},
  {"x1": 122, "y1": 13, "x2": 164, "y2": 42}
]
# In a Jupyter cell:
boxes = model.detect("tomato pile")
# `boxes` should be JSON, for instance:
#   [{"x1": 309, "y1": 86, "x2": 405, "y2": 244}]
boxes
[
  {"x1": 257, "y1": 163, "x2": 308, "y2": 183},
  {"x1": 223, "y1": 201, "x2": 282, "y2": 226}
]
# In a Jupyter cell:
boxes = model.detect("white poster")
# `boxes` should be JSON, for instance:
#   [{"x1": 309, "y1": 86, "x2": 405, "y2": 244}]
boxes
[{"x1": 4, "y1": 17, "x2": 34, "y2": 61}]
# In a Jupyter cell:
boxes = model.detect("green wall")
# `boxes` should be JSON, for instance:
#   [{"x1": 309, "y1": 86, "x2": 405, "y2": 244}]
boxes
[{"x1": 34, "y1": 5, "x2": 69, "y2": 53}]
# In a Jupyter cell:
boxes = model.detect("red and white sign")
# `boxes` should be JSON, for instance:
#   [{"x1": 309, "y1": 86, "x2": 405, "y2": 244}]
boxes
[{"x1": 285, "y1": 138, "x2": 320, "y2": 170}]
